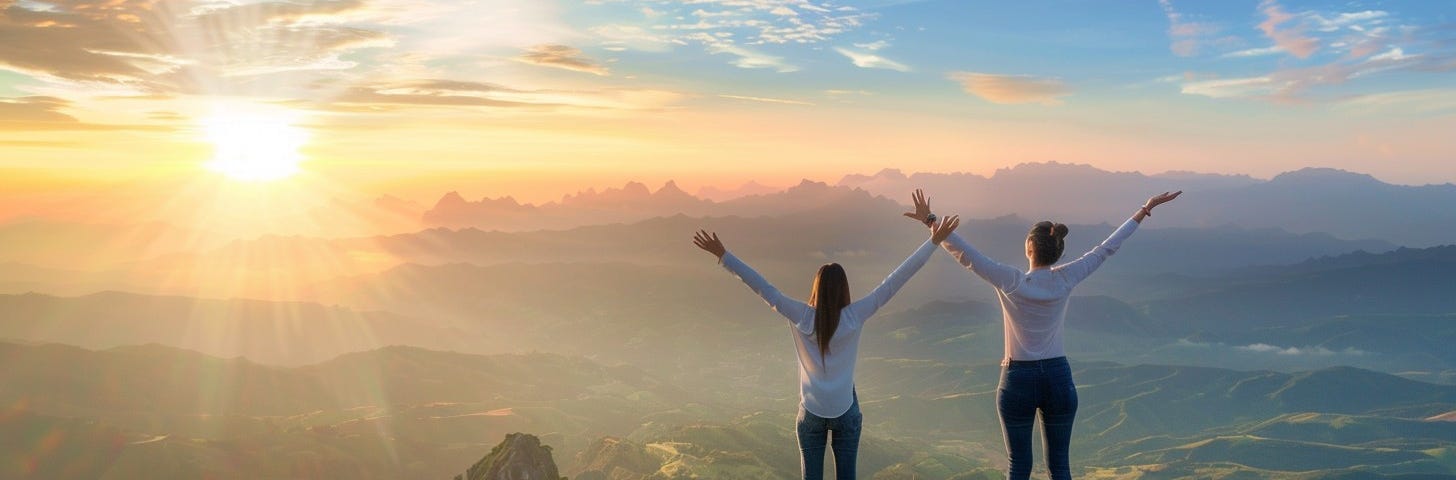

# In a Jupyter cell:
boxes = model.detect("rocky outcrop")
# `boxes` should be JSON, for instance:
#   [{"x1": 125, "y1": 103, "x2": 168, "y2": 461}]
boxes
[{"x1": 454, "y1": 433, "x2": 564, "y2": 480}]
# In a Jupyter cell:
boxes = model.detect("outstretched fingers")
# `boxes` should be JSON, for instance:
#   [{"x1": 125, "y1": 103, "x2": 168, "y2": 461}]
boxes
[
  {"x1": 692, "y1": 230, "x2": 726, "y2": 257},
  {"x1": 904, "y1": 188, "x2": 931, "y2": 220},
  {"x1": 930, "y1": 215, "x2": 960, "y2": 243}
]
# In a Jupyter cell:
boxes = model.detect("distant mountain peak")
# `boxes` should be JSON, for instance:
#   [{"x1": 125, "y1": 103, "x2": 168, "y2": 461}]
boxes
[
  {"x1": 993, "y1": 161, "x2": 1114, "y2": 178},
  {"x1": 622, "y1": 181, "x2": 649, "y2": 195},
  {"x1": 436, "y1": 191, "x2": 468, "y2": 208},
  {"x1": 654, "y1": 180, "x2": 692, "y2": 198},
  {"x1": 695, "y1": 180, "x2": 778, "y2": 202},
  {"x1": 1270, "y1": 167, "x2": 1382, "y2": 186},
  {"x1": 792, "y1": 178, "x2": 831, "y2": 189},
  {"x1": 838, "y1": 168, "x2": 909, "y2": 185}
]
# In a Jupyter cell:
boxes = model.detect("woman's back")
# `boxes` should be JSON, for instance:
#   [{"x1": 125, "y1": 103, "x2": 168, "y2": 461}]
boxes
[
  {"x1": 718, "y1": 239, "x2": 940, "y2": 417},
  {"x1": 943, "y1": 218, "x2": 1141, "y2": 362}
]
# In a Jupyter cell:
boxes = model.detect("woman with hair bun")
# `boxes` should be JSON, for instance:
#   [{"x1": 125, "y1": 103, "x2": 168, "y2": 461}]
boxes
[{"x1": 902, "y1": 188, "x2": 1181, "y2": 480}]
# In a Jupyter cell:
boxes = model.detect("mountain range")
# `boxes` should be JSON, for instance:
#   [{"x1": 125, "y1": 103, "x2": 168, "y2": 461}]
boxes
[{"x1": 419, "y1": 163, "x2": 1456, "y2": 247}]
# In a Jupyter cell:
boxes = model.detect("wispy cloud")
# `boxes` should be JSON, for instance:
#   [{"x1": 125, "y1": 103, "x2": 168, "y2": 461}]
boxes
[
  {"x1": 948, "y1": 72, "x2": 1070, "y2": 105},
  {"x1": 1221, "y1": 46, "x2": 1284, "y2": 58},
  {"x1": 0, "y1": 96, "x2": 164, "y2": 130},
  {"x1": 516, "y1": 45, "x2": 611, "y2": 76},
  {"x1": 700, "y1": 40, "x2": 799, "y2": 73},
  {"x1": 1158, "y1": 0, "x2": 1220, "y2": 57},
  {"x1": 1237, "y1": 343, "x2": 1366, "y2": 356},
  {"x1": 1184, "y1": 44, "x2": 1446, "y2": 103},
  {"x1": 588, "y1": 0, "x2": 872, "y2": 71},
  {"x1": 0, "y1": 0, "x2": 390, "y2": 98},
  {"x1": 1258, "y1": 0, "x2": 1320, "y2": 59},
  {"x1": 718, "y1": 94, "x2": 813, "y2": 106},
  {"x1": 834, "y1": 47, "x2": 909, "y2": 72},
  {"x1": 1335, "y1": 88, "x2": 1456, "y2": 115},
  {"x1": 1181, "y1": 76, "x2": 1278, "y2": 99},
  {"x1": 1185, "y1": 4, "x2": 1451, "y2": 104},
  {"x1": 326, "y1": 79, "x2": 684, "y2": 112}
]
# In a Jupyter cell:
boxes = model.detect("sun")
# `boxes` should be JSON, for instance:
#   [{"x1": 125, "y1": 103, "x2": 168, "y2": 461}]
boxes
[{"x1": 202, "y1": 108, "x2": 309, "y2": 181}]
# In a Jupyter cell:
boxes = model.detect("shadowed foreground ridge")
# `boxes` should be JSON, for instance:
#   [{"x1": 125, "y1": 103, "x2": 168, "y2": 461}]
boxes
[{"x1": 456, "y1": 433, "x2": 564, "y2": 480}]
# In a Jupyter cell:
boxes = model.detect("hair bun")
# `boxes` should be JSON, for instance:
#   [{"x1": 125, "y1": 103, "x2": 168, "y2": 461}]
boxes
[{"x1": 1051, "y1": 223, "x2": 1069, "y2": 239}]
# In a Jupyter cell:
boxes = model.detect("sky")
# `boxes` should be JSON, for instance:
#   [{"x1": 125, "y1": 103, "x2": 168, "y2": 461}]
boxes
[{"x1": 1, "y1": 0, "x2": 1455, "y2": 203}]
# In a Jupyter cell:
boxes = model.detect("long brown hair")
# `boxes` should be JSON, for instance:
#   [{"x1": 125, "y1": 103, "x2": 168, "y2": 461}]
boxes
[{"x1": 807, "y1": 263, "x2": 851, "y2": 367}]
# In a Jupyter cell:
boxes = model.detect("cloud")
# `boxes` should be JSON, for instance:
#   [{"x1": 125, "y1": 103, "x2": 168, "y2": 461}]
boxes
[
  {"x1": 718, "y1": 94, "x2": 813, "y2": 106},
  {"x1": 1158, "y1": 0, "x2": 1220, "y2": 57},
  {"x1": 1221, "y1": 46, "x2": 1284, "y2": 58},
  {"x1": 1309, "y1": 10, "x2": 1388, "y2": 32},
  {"x1": 326, "y1": 79, "x2": 683, "y2": 112},
  {"x1": 947, "y1": 72, "x2": 1070, "y2": 105},
  {"x1": 834, "y1": 47, "x2": 909, "y2": 72},
  {"x1": 1258, "y1": 0, "x2": 1320, "y2": 59},
  {"x1": 1185, "y1": 5, "x2": 1453, "y2": 104},
  {"x1": 701, "y1": 41, "x2": 798, "y2": 73},
  {"x1": 591, "y1": 24, "x2": 683, "y2": 53},
  {"x1": 516, "y1": 45, "x2": 610, "y2": 76},
  {"x1": 1183, "y1": 46, "x2": 1442, "y2": 103},
  {"x1": 0, "y1": 0, "x2": 389, "y2": 97},
  {"x1": 595, "y1": 0, "x2": 872, "y2": 70},
  {"x1": 0, "y1": 96, "x2": 165, "y2": 130},
  {"x1": 853, "y1": 40, "x2": 889, "y2": 51},
  {"x1": 1181, "y1": 76, "x2": 1278, "y2": 99},
  {"x1": 332, "y1": 86, "x2": 547, "y2": 109},
  {"x1": 1335, "y1": 88, "x2": 1456, "y2": 115},
  {"x1": 1236, "y1": 343, "x2": 1366, "y2": 356}
]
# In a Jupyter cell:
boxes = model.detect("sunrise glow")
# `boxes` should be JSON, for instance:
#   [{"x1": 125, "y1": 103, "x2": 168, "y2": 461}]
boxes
[{"x1": 201, "y1": 108, "x2": 308, "y2": 181}]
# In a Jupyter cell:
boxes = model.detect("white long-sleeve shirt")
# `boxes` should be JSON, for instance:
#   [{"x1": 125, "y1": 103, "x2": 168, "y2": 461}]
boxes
[
  {"x1": 941, "y1": 218, "x2": 1140, "y2": 363},
  {"x1": 719, "y1": 239, "x2": 939, "y2": 418}
]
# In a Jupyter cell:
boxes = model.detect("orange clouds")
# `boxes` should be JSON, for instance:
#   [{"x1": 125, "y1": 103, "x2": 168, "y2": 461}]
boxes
[
  {"x1": 516, "y1": 45, "x2": 610, "y2": 76},
  {"x1": 947, "y1": 72, "x2": 1070, "y2": 105}
]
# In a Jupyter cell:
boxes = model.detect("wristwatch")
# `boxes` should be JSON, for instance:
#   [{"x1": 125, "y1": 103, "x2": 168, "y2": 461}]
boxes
[{"x1": 923, "y1": 213, "x2": 937, "y2": 227}]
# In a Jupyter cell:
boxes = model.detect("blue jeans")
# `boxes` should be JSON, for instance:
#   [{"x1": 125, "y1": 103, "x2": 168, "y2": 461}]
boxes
[
  {"x1": 796, "y1": 392, "x2": 861, "y2": 480},
  {"x1": 998, "y1": 357, "x2": 1077, "y2": 480}
]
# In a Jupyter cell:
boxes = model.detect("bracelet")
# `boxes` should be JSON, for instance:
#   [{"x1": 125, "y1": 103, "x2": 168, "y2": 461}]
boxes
[
  {"x1": 923, "y1": 213, "x2": 937, "y2": 226},
  {"x1": 1139, "y1": 205, "x2": 1153, "y2": 217}
]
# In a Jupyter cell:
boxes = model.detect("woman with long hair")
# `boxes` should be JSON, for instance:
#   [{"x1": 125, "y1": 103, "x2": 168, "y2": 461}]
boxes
[
  {"x1": 692, "y1": 214, "x2": 960, "y2": 480},
  {"x1": 903, "y1": 188, "x2": 1181, "y2": 480}
]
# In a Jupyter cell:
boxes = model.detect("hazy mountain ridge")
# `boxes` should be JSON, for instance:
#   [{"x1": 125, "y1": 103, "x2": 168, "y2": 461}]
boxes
[
  {"x1": 2, "y1": 237, "x2": 1441, "y2": 377},
  {"x1": 421, "y1": 179, "x2": 894, "y2": 232},
  {"x1": 835, "y1": 163, "x2": 1456, "y2": 247},
  {"x1": 416, "y1": 162, "x2": 1454, "y2": 246},
  {"x1": 0, "y1": 291, "x2": 473, "y2": 365}
]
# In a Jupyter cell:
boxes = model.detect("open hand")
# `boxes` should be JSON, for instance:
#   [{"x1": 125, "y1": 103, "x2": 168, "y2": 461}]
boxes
[
  {"x1": 929, "y1": 215, "x2": 960, "y2": 244},
  {"x1": 1143, "y1": 191, "x2": 1183, "y2": 213},
  {"x1": 693, "y1": 230, "x2": 726, "y2": 258},
  {"x1": 902, "y1": 188, "x2": 932, "y2": 224}
]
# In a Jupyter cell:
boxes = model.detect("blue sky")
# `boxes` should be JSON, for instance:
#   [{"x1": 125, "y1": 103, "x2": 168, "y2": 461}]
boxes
[{"x1": 1, "y1": 0, "x2": 1454, "y2": 195}]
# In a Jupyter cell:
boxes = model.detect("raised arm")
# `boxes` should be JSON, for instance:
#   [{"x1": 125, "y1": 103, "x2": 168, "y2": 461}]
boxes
[
  {"x1": 1055, "y1": 191, "x2": 1182, "y2": 284},
  {"x1": 845, "y1": 215, "x2": 960, "y2": 322},
  {"x1": 694, "y1": 230, "x2": 813, "y2": 330},
  {"x1": 902, "y1": 189, "x2": 1022, "y2": 292}
]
